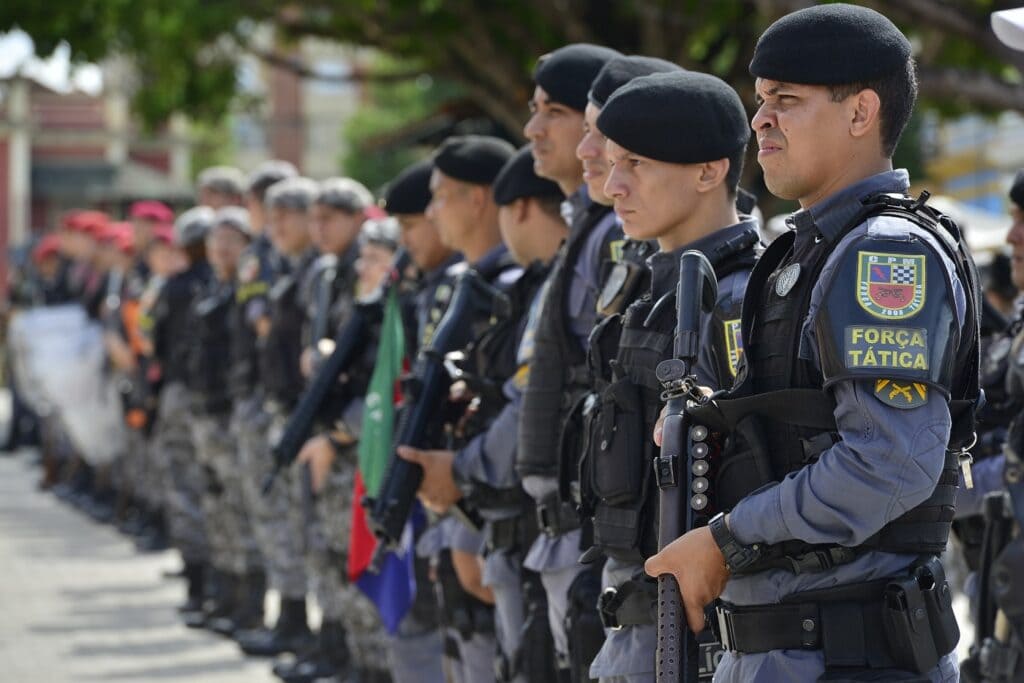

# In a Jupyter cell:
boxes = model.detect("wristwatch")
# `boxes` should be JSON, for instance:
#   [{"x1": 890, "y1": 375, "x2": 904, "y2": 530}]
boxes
[{"x1": 708, "y1": 512, "x2": 763, "y2": 574}]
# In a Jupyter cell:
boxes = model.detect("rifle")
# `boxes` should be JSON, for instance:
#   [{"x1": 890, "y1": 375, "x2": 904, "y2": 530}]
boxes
[
  {"x1": 263, "y1": 250, "x2": 409, "y2": 493},
  {"x1": 366, "y1": 268, "x2": 506, "y2": 552},
  {"x1": 653, "y1": 250, "x2": 719, "y2": 683}
]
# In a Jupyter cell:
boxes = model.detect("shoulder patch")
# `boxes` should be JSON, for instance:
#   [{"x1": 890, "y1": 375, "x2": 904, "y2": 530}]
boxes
[
  {"x1": 845, "y1": 326, "x2": 929, "y2": 372},
  {"x1": 872, "y1": 379, "x2": 929, "y2": 409},
  {"x1": 724, "y1": 318, "x2": 744, "y2": 377},
  {"x1": 856, "y1": 251, "x2": 926, "y2": 320}
]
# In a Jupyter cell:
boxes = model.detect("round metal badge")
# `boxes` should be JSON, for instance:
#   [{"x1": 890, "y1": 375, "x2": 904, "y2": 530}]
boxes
[{"x1": 775, "y1": 263, "x2": 801, "y2": 297}]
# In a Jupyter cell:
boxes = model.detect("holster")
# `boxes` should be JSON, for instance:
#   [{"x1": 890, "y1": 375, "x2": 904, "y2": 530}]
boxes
[{"x1": 565, "y1": 563, "x2": 604, "y2": 683}]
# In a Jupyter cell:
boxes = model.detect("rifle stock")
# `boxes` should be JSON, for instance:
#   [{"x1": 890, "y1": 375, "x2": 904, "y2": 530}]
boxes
[{"x1": 655, "y1": 250, "x2": 718, "y2": 683}]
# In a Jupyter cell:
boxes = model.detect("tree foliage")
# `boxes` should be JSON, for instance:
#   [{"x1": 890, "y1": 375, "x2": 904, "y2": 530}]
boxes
[{"x1": 5, "y1": 0, "x2": 1024, "y2": 131}]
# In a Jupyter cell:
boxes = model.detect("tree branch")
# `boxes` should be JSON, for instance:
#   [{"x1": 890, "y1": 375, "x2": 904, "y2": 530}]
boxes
[
  {"x1": 918, "y1": 64, "x2": 1024, "y2": 111},
  {"x1": 248, "y1": 47, "x2": 422, "y2": 83}
]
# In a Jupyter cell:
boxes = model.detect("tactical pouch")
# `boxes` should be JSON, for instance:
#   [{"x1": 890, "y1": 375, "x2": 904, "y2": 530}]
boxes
[
  {"x1": 713, "y1": 414, "x2": 774, "y2": 512},
  {"x1": 912, "y1": 557, "x2": 960, "y2": 659},
  {"x1": 589, "y1": 376, "x2": 645, "y2": 505},
  {"x1": 882, "y1": 574, "x2": 940, "y2": 673}
]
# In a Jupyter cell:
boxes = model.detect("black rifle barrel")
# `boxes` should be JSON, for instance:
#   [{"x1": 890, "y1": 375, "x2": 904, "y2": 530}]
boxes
[
  {"x1": 367, "y1": 269, "x2": 503, "y2": 549},
  {"x1": 263, "y1": 250, "x2": 409, "y2": 493},
  {"x1": 655, "y1": 250, "x2": 718, "y2": 683}
]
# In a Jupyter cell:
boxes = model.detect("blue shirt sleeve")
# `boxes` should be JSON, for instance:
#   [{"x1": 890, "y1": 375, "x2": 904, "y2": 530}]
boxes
[{"x1": 729, "y1": 217, "x2": 965, "y2": 548}]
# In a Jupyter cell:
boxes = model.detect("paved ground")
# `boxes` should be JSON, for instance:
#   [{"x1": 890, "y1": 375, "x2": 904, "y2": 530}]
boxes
[{"x1": 0, "y1": 449, "x2": 280, "y2": 683}]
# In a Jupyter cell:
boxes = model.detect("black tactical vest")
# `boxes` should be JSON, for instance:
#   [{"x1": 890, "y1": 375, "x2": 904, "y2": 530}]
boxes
[
  {"x1": 517, "y1": 202, "x2": 616, "y2": 478},
  {"x1": 262, "y1": 250, "x2": 318, "y2": 408},
  {"x1": 580, "y1": 230, "x2": 759, "y2": 563},
  {"x1": 229, "y1": 234, "x2": 277, "y2": 399},
  {"x1": 457, "y1": 261, "x2": 549, "y2": 518},
  {"x1": 187, "y1": 282, "x2": 234, "y2": 415},
  {"x1": 710, "y1": 193, "x2": 981, "y2": 572},
  {"x1": 152, "y1": 261, "x2": 211, "y2": 385}
]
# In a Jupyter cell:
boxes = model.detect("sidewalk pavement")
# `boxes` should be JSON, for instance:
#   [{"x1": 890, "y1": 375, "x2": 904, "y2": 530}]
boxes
[{"x1": 0, "y1": 449, "x2": 279, "y2": 683}]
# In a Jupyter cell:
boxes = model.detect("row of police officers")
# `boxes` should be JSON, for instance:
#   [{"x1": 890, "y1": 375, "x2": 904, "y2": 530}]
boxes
[{"x1": 25, "y1": 3, "x2": 1024, "y2": 682}]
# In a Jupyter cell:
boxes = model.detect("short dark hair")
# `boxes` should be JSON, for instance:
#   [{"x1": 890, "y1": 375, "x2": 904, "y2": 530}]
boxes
[
  {"x1": 531, "y1": 194, "x2": 564, "y2": 221},
  {"x1": 725, "y1": 146, "x2": 746, "y2": 196},
  {"x1": 828, "y1": 58, "x2": 917, "y2": 158}
]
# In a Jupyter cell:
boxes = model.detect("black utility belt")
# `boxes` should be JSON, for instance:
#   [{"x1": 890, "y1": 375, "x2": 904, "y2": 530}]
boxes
[
  {"x1": 714, "y1": 557, "x2": 959, "y2": 675},
  {"x1": 535, "y1": 494, "x2": 580, "y2": 537},
  {"x1": 597, "y1": 577, "x2": 721, "y2": 680}
]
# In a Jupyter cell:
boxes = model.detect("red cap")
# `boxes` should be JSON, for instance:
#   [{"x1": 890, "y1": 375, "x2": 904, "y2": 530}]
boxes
[
  {"x1": 129, "y1": 200, "x2": 174, "y2": 224},
  {"x1": 62, "y1": 210, "x2": 110, "y2": 237},
  {"x1": 114, "y1": 230, "x2": 135, "y2": 255},
  {"x1": 32, "y1": 234, "x2": 61, "y2": 262},
  {"x1": 364, "y1": 205, "x2": 387, "y2": 220},
  {"x1": 150, "y1": 223, "x2": 175, "y2": 246}
]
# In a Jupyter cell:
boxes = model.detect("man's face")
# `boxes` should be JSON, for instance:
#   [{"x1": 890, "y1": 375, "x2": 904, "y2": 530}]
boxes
[
  {"x1": 524, "y1": 86, "x2": 585, "y2": 188},
  {"x1": 577, "y1": 103, "x2": 612, "y2": 206},
  {"x1": 311, "y1": 204, "x2": 362, "y2": 255},
  {"x1": 604, "y1": 139, "x2": 699, "y2": 246},
  {"x1": 206, "y1": 223, "x2": 249, "y2": 280},
  {"x1": 752, "y1": 79, "x2": 852, "y2": 206},
  {"x1": 355, "y1": 242, "x2": 396, "y2": 298},
  {"x1": 425, "y1": 170, "x2": 475, "y2": 251},
  {"x1": 132, "y1": 218, "x2": 155, "y2": 251},
  {"x1": 245, "y1": 192, "x2": 265, "y2": 230},
  {"x1": 146, "y1": 242, "x2": 185, "y2": 277},
  {"x1": 1006, "y1": 204, "x2": 1024, "y2": 290},
  {"x1": 200, "y1": 188, "x2": 240, "y2": 211},
  {"x1": 497, "y1": 202, "x2": 529, "y2": 265},
  {"x1": 268, "y1": 206, "x2": 311, "y2": 256},
  {"x1": 397, "y1": 213, "x2": 448, "y2": 271}
]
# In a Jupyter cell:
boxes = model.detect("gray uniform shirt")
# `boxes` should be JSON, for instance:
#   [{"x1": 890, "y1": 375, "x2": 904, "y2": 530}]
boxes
[
  {"x1": 720, "y1": 170, "x2": 964, "y2": 682},
  {"x1": 523, "y1": 185, "x2": 623, "y2": 573},
  {"x1": 592, "y1": 219, "x2": 757, "y2": 680}
]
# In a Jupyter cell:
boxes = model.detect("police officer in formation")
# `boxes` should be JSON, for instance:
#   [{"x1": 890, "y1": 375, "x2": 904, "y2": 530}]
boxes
[
  {"x1": 518, "y1": 43, "x2": 624, "y2": 681},
  {"x1": 28, "y1": 3, "x2": 1008, "y2": 682},
  {"x1": 586, "y1": 68, "x2": 760, "y2": 682},
  {"x1": 646, "y1": 4, "x2": 976, "y2": 681}
]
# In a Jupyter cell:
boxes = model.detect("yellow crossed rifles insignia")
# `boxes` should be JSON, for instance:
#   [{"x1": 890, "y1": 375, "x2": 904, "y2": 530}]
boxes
[{"x1": 873, "y1": 379, "x2": 928, "y2": 409}]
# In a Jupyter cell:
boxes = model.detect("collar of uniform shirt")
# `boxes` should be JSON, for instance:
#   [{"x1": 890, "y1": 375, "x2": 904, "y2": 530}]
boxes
[
  {"x1": 789, "y1": 168, "x2": 911, "y2": 244},
  {"x1": 473, "y1": 242, "x2": 510, "y2": 274},
  {"x1": 645, "y1": 218, "x2": 760, "y2": 299}
]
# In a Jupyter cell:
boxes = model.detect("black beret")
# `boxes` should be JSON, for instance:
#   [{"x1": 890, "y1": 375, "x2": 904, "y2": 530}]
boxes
[
  {"x1": 749, "y1": 3, "x2": 912, "y2": 85},
  {"x1": 588, "y1": 56, "x2": 682, "y2": 109},
  {"x1": 433, "y1": 135, "x2": 516, "y2": 186},
  {"x1": 493, "y1": 145, "x2": 565, "y2": 206},
  {"x1": 382, "y1": 160, "x2": 433, "y2": 215},
  {"x1": 1010, "y1": 169, "x2": 1024, "y2": 209},
  {"x1": 597, "y1": 71, "x2": 750, "y2": 164},
  {"x1": 534, "y1": 43, "x2": 622, "y2": 112}
]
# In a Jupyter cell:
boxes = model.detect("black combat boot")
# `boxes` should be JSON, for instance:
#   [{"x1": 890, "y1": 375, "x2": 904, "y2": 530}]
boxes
[
  {"x1": 134, "y1": 509, "x2": 169, "y2": 552},
  {"x1": 274, "y1": 618, "x2": 350, "y2": 683},
  {"x1": 209, "y1": 569, "x2": 265, "y2": 635},
  {"x1": 178, "y1": 562, "x2": 206, "y2": 622},
  {"x1": 236, "y1": 597, "x2": 313, "y2": 657},
  {"x1": 196, "y1": 568, "x2": 239, "y2": 632}
]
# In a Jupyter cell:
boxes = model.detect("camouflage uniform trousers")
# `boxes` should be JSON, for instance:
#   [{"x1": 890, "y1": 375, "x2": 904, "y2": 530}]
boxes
[
  {"x1": 191, "y1": 412, "x2": 260, "y2": 576},
  {"x1": 234, "y1": 399, "x2": 306, "y2": 599},
  {"x1": 153, "y1": 381, "x2": 208, "y2": 563},
  {"x1": 296, "y1": 442, "x2": 388, "y2": 673}
]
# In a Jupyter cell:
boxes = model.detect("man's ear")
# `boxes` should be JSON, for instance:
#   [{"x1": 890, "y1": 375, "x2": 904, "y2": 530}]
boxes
[
  {"x1": 849, "y1": 88, "x2": 882, "y2": 140},
  {"x1": 696, "y1": 158, "x2": 730, "y2": 194},
  {"x1": 516, "y1": 198, "x2": 531, "y2": 224}
]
